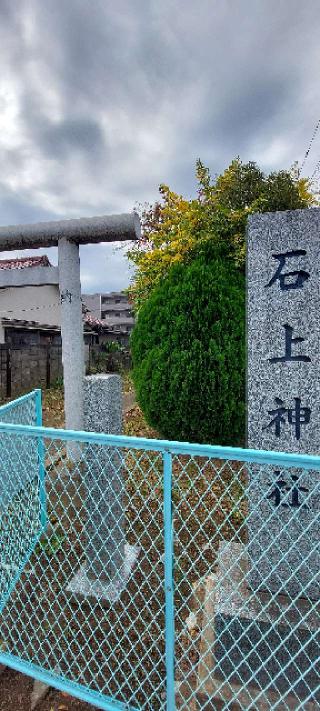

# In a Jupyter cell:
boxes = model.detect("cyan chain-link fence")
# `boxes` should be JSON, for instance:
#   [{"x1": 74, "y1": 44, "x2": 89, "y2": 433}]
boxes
[
  {"x1": 0, "y1": 390, "x2": 44, "y2": 615},
  {"x1": 0, "y1": 394, "x2": 319, "y2": 710},
  {"x1": 172, "y1": 453, "x2": 319, "y2": 710}
]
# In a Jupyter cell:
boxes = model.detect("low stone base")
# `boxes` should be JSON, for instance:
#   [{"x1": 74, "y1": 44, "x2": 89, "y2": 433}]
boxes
[
  {"x1": 198, "y1": 542, "x2": 320, "y2": 710},
  {"x1": 31, "y1": 679, "x2": 50, "y2": 710},
  {"x1": 196, "y1": 680, "x2": 318, "y2": 711},
  {"x1": 67, "y1": 543, "x2": 139, "y2": 603}
]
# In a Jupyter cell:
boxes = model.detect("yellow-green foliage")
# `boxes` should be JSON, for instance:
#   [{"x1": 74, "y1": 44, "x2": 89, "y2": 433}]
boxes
[{"x1": 128, "y1": 158, "x2": 314, "y2": 311}]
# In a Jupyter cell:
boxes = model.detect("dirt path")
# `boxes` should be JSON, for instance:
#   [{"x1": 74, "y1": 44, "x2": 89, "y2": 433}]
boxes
[
  {"x1": 0, "y1": 666, "x2": 93, "y2": 711},
  {"x1": 0, "y1": 666, "x2": 33, "y2": 710},
  {"x1": 38, "y1": 687, "x2": 95, "y2": 711},
  {"x1": 0, "y1": 665, "x2": 95, "y2": 710},
  {"x1": 123, "y1": 389, "x2": 136, "y2": 413}
]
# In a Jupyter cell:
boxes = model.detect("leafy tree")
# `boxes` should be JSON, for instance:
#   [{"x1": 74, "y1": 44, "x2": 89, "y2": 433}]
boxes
[
  {"x1": 128, "y1": 158, "x2": 314, "y2": 310},
  {"x1": 131, "y1": 243, "x2": 245, "y2": 445}
]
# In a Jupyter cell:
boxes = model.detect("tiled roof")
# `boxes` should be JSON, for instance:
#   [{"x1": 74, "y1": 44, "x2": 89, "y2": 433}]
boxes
[
  {"x1": 84, "y1": 314, "x2": 105, "y2": 329},
  {"x1": 0, "y1": 255, "x2": 52, "y2": 270},
  {"x1": 1, "y1": 317, "x2": 60, "y2": 331},
  {"x1": 2, "y1": 317, "x2": 93, "y2": 333},
  {"x1": 84, "y1": 314, "x2": 134, "y2": 331}
]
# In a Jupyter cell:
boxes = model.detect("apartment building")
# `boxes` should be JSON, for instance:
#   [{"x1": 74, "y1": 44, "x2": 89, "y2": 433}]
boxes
[{"x1": 82, "y1": 291, "x2": 135, "y2": 346}]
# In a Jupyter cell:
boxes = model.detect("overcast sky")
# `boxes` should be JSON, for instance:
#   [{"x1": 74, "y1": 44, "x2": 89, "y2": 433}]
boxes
[{"x1": 0, "y1": 0, "x2": 319, "y2": 294}]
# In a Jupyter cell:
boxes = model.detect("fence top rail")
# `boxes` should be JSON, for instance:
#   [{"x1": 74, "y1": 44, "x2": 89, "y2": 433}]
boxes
[
  {"x1": 0, "y1": 418, "x2": 319, "y2": 468},
  {"x1": 0, "y1": 389, "x2": 39, "y2": 414}
]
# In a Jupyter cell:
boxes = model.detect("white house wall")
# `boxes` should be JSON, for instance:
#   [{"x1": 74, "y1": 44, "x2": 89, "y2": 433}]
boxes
[
  {"x1": 0, "y1": 284, "x2": 61, "y2": 342},
  {"x1": 0, "y1": 265, "x2": 59, "y2": 289}
]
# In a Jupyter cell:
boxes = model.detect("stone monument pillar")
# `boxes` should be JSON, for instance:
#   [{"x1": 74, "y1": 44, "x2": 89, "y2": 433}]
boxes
[
  {"x1": 247, "y1": 208, "x2": 320, "y2": 600},
  {"x1": 199, "y1": 209, "x2": 320, "y2": 707}
]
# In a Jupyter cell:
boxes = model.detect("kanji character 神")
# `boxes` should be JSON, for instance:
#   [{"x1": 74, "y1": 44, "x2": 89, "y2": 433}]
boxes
[{"x1": 263, "y1": 397, "x2": 311, "y2": 440}]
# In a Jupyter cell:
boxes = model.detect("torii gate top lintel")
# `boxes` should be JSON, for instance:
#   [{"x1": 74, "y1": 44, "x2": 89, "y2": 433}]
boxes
[
  {"x1": 0, "y1": 212, "x2": 140, "y2": 251},
  {"x1": 0, "y1": 210, "x2": 141, "y2": 432}
]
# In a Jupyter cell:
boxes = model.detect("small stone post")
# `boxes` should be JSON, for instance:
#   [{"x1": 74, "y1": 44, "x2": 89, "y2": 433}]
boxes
[
  {"x1": 58, "y1": 238, "x2": 84, "y2": 432},
  {"x1": 67, "y1": 373, "x2": 139, "y2": 600},
  {"x1": 84, "y1": 374, "x2": 124, "y2": 583}
]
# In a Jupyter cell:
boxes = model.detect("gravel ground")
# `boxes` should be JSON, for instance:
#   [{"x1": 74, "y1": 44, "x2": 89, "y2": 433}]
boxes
[{"x1": 0, "y1": 666, "x2": 95, "y2": 711}]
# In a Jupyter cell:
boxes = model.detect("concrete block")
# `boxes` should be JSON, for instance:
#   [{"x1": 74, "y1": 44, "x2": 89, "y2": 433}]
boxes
[
  {"x1": 211, "y1": 542, "x2": 319, "y2": 704},
  {"x1": 30, "y1": 679, "x2": 50, "y2": 709}
]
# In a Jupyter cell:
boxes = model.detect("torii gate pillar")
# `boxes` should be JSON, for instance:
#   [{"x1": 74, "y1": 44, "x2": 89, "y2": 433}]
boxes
[
  {"x1": 0, "y1": 212, "x2": 140, "y2": 430},
  {"x1": 58, "y1": 238, "x2": 84, "y2": 431}
]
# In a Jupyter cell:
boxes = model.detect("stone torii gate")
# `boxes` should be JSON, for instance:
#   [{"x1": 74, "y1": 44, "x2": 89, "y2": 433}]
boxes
[{"x1": 0, "y1": 213, "x2": 140, "y2": 430}]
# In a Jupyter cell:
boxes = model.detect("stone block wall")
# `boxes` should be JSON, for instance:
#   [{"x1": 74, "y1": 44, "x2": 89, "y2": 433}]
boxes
[{"x1": 0, "y1": 344, "x2": 63, "y2": 399}]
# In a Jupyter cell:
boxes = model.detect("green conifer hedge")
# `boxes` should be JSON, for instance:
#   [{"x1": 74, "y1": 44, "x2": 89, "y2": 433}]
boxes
[{"x1": 131, "y1": 245, "x2": 245, "y2": 445}]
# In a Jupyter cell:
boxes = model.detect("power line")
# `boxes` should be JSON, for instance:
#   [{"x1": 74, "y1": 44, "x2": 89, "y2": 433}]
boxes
[
  {"x1": 311, "y1": 156, "x2": 320, "y2": 181},
  {"x1": 0, "y1": 302, "x2": 120, "y2": 328},
  {"x1": 0, "y1": 302, "x2": 60, "y2": 315},
  {"x1": 300, "y1": 117, "x2": 320, "y2": 173}
]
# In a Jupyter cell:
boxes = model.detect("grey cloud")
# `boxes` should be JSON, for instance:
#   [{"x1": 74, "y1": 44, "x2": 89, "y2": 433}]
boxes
[
  {"x1": 0, "y1": 0, "x2": 319, "y2": 292},
  {"x1": 0, "y1": 0, "x2": 17, "y2": 22},
  {"x1": 37, "y1": 118, "x2": 106, "y2": 158},
  {"x1": 193, "y1": 76, "x2": 296, "y2": 163},
  {"x1": 0, "y1": 184, "x2": 56, "y2": 226}
]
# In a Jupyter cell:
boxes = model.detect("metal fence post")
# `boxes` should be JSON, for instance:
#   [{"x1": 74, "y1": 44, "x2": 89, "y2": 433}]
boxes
[
  {"x1": 46, "y1": 345, "x2": 51, "y2": 388},
  {"x1": 6, "y1": 345, "x2": 11, "y2": 398},
  {"x1": 163, "y1": 450, "x2": 175, "y2": 711},
  {"x1": 36, "y1": 389, "x2": 46, "y2": 530}
]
